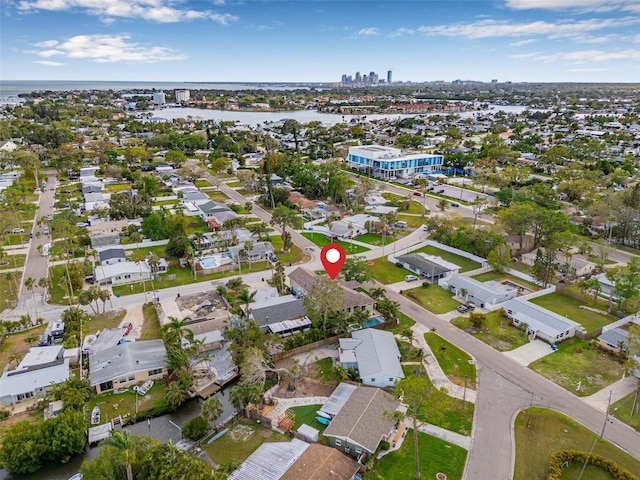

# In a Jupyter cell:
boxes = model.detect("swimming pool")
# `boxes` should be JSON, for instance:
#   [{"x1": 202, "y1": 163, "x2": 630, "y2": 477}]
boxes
[
  {"x1": 363, "y1": 316, "x2": 385, "y2": 328},
  {"x1": 199, "y1": 253, "x2": 234, "y2": 269},
  {"x1": 200, "y1": 256, "x2": 218, "y2": 269}
]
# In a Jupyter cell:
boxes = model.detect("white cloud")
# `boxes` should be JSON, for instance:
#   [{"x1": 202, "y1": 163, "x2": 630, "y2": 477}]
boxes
[
  {"x1": 29, "y1": 34, "x2": 187, "y2": 63},
  {"x1": 510, "y1": 39, "x2": 536, "y2": 46},
  {"x1": 17, "y1": 0, "x2": 239, "y2": 25},
  {"x1": 569, "y1": 67, "x2": 608, "y2": 72},
  {"x1": 389, "y1": 28, "x2": 415, "y2": 38},
  {"x1": 510, "y1": 48, "x2": 640, "y2": 63},
  {"x1": 416, "y1": 17, "x2": 640, "y2": 39},
  {"x1": 34, "y1": 60, "x2": 66, "y2": 66},
  {"x1": 506, "y1": 0, "x2": 640, "y2": 13},
  {"x1": 358, "y1": 27, "x2": 379, "y2": 36}
]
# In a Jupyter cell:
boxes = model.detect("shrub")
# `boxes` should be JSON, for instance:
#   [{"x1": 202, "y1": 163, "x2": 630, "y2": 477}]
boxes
[
  {"x1": 380, "y1": 440, "x2": 390, "y2": 451},
  {"x1": 182, "y1": 415, "x2": 209, "y2": 441},
  {"x1": 396, "y1": 262, "x2": 404, "y2": 268},
  {"x1": 547, "y1": 449, "x2": 638, "y2": 480}
]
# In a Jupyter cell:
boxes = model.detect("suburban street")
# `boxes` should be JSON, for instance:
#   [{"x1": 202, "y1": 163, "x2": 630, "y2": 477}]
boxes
[{"x1": 4, "y1": 165, "x2": 640, "y2": 479}]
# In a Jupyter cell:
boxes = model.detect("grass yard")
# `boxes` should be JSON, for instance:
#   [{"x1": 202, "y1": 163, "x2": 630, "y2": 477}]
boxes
[
  {"x1": 48, "y1": 264, "x2": 77, "y2": 305},
  {"x1": 126, "y1": 245, "x2": 167, "y2": 262},
  {"x1": 404, "y1": 285, "x2": 461, "y2": 314},
  {"x1": 195, "y1": 179, "x2": 212, "y2": 187},
  {"x1": 414, "y1": 245, "x2": 481, "y2": 273},
  {"x1": 369, "y1": 430, "x2": 467, "y2": 480},
  {"x1": 104, "y1": 183, "x2": 132, "y2": 193},
  {"x1": 86, "y1": 378, "x2": 169, "y2": 425},
  {"x1": 289, "y1": 403, "x2": 328, "y2": 439},
  {"x1": 140, "y1": 303, "x2": 162, "y2": 341},
  {"x1": 0, "y1": 254, "x2": 27, "y2": 271},
  {"x1": 370, "y1": 259, "x2": 412, "y2": 284},
  {"x1": 558, "y1": 464, "x2": 615, "y2": 479},
  {"x1": 356, "y1": 232, "x2": 397, "y2": 246},
  {"x1": 396, "y1": 214, "x2": 428, "y2": 229},
  {"x1": 529, "y1": 338, "x2": 623, "y2": 396},
  {"x1": 402, "y1": 363, "x2": 426, "y2": 377},
  {"x1": 451, "y1": 311, "x2": 529, "y2": 352},
  {"x1": 611, "y1": 390, "x2": 640, "y2": 432},
  {"x1": 424, "y1": 332, "x2": 477, "y2": 388},
  {"x1": 472, "y1": 270, "x2": 540, "y2": 291},
  {"x1": 207, "y1": 192, "x2": 232, "y2": 202},
  {"x1": 225, "y1": 181, "x2": 241, "y2": 187},
  {"x1": 270, "y1": 235, "x2": 310, "y2": 265},
  {"x1": 154, "y1": 199, "x2": 178, "y2": 207},
  {"x1": 300, "y1": 232, "x2": 370, "y2": 254},
  {"x1": 0, "y1": 272, "x2": 20, "y2": 311},
  {"x1": 316, "y1": 357, "x2": 341, "y2": 384},
  {"x1": 204, "y1": 420, "x2": 288, "y2": 465},
  {"x1": 513, "y1": 408, "x2": 640, "y2": 480},
  {"x1": 529, "y1": 292, "x2": 616, "y2": 333},
  {"x1": 386, "y1": 312, "x2": 416, "y2": 335},
  {"x1": 83, "y1": 310, "x2": 128, "y2": 336},
  {"x1": 0, "y1": 324, "x2": 46, "y2": 371}
]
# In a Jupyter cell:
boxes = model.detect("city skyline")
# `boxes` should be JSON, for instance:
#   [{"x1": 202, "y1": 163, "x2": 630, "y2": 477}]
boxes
[{"x1": 1, "y1": 1, "x2": 639, "y2": 83}]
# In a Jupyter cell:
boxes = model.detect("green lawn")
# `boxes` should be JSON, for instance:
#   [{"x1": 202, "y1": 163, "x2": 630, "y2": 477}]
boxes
[
  {"x1": 396, "y1": 214, "x2": 428, "y2": 229},
  {"x1": 126, "y1": 245, "x2": 167, "y2": 262},
  {"x1": 300, "y1": 232, "x2": 370, "y2": 254},
  {"x1": 369, "y1": 430, "x2": 467, "y2": 480},
  {"x1": 84, "y1": 309, "x2": 127, "y2": 336},
  {"x1": 204, "y1": 420, "x2": 288, "y2": 465},
  {"x1": 424, "y1": 332, "x2": 477, "y2": 388},
  {"x1": 404, "y1": 285, "x2": 461, "y2": 314},
  {"x1": 414, "y1": 245, "x2": 481, "y2": 273},
  {"x1": 559, "y1": 464, "x2": 615, "y2": 479},
  {"x1": 225, "y1": 181, "x2": 241, "y2": 187},
  {"x1": 195, "y1": 179, "x2": 211, "y2": 187},
  {"x1": 104, "y1": 183, "x2": 132, "y2": 193},
  {"x1": 402, "y1": 364, "x2": 426, "y2": 377},
  {"x1": 154, "y1": 199, "x2": 178, "y2": 207},
  {"x1": 289, "y1": 404, "x2": 328, "y2": 440},
  {"x1": 529, "y1": 338, "x2": 623, "y2": 396},
  {"x1": 472, "y1": 270, "x2": 540, "y2": 291},
  {"x1": 611, "y1": 390, "x2": 640, "y2": 432},
  {"x1": 451, "y1": 310, "x2": 529, "y2": 352},
  {"x1": 529, "y1": 292, "x2": 616, "y2": 332},
  {"x1": 0, "y1": 272, "x2": 19, "y2": 313},
  {"x1": 370, "y1": 259, "x2": 412, "y2": 284},
  {"x1": 316, "y1": 357, "x2": 341, "y2": 384},
  {"x1": 270, "y1": 235, "x2": 310, "y2": 265},
  {"x1": 0, "y1": 254, "x2": 27, "y2": 271},
  {"x1": 140, "y1": 303, "x2": 162, "y2": 341},
  {"x1": 513, "y1": 408, "x2": 640, "y2": 480},
  {"x1": 356, "y1": 233, "x2": 397, "y2": 246},
  {"x1": 48, "y1": 264, "x2": 78, "y2": 305},
  {"x1": 386, "y1": 312, "x2": 416, "y2": 335}
]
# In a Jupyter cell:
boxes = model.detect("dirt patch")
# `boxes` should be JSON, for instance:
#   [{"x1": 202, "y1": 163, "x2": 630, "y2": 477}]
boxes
[
  {"x1": 258, "y1": 429, "x2": 273, "y2": 438},
  {"x1": 229, "y1": 424, "x2": 254, "y2": 442},
  {"x1": 273, "y1": 363, "x2": 336, "y2": 398}
]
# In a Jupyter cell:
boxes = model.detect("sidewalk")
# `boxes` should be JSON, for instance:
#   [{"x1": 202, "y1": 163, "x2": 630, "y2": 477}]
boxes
[
  {"x1": 409, "y1": 323, "x2": 477, "y2": 404},
  {"x1": 582, "y1": 375, "x2": 639, "y2": 412},
  {"x1": 417, "y1": 421, "x2": 471, "y2": 450}
]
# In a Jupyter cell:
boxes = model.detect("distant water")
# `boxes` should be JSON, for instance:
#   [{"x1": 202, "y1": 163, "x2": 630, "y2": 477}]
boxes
[{"x1": 0, "y1": 80, "x2": 326, "y2": 96}]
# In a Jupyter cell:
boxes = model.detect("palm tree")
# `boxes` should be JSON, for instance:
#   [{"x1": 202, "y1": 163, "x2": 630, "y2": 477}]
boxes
[
  {"x1": 201, "y1": 396, "x2": 223, "y2": 431},
  {"x1": 370, "y1": 287, "x2": 387, "y2": 300},
  {"x1": 235, "y1": 289, "x2": 256, "y2": 318},
  {"x1": 24, "y1": 276, "x2": 37, "y2": 319},
  {"x1": 5, "y1": 272, "x2": 16, "y2": 297},
  {"x1": 165, "y1": 381, "x2": 189, "y2": 408},
  {"x1": 98, "y1": 288, "x2": 111, "y2": 313},
  {"x1": 102, "y1": 430, "x2": 134, "y2": 480},
  {"x1": 38, "y1": 276, "x2": 51, "y2": 291},
  {"x1": 243, "y1": 240, "x2": 253, "y2": 271},
  {"x1": 161, "y1": 316, "x2": 193, "y2": 348},
  {"x1": 249, "y1": 223, "x2": 268, "y2": 242},
  {"x1": 146, "y1": 254, "x2": 160, "y2": 295}
]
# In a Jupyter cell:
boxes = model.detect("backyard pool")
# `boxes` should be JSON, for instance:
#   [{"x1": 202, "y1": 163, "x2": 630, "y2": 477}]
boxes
[
  {"x1": 198, "y1": 253, "x2": 233, "y2": 269},
  {"x1": 363, "y1": 316, "x2": 385, "y2": 328}
]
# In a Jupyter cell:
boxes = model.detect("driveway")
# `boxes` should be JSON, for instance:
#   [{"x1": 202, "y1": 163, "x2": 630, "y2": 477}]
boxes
[{"x1": 503, "y1": 340, "x2": 555, "y2": 366}]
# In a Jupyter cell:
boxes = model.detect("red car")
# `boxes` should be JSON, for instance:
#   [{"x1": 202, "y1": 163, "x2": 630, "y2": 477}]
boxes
[
  {"x1": 123, "y1": 323, "x2": 132, "y2": 335},
  {"x1": 413, "y1": 191, "x2": 423, "y2": 196}
]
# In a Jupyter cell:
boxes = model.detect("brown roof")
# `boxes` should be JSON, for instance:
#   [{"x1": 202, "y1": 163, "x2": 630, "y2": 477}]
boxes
[
  {"x1": 288, "y1": 267, "x2": 374, "y2": 311},
  {"x1": 323, "y1": 386, "x2": 399, "y2": 454},
  {"x1": 289, "y1": 192, "x2": 317, "y2": 209},
  {"x1": 281, "y1": 444, "x2": 359, "y2": 480}
]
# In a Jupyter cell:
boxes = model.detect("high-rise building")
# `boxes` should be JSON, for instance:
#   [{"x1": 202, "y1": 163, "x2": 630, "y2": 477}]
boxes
[
  {"x1": 152, "y1": 91, "x2": 166, "y2": 106},
  {"x1": 175, "y1": 89, "x2": 190, "y2": 102},
  {"x1": 355, "y1": 71, "x2": 361, "y2": 83},
  {"x1": 387, "y1": 70, "x2": 392, "y2": 84}
]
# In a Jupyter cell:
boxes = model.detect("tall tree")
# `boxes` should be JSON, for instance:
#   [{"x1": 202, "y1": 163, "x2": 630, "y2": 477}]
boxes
[
  {"x1": 270, "y1": 205, "x2": 298, "y2": 252},
  {"x1": 201, "y1": 396, "x2": 224, "y2": 431},
  {"x1": 303, "y1": 276, "x2": 344, "y2": 332}
]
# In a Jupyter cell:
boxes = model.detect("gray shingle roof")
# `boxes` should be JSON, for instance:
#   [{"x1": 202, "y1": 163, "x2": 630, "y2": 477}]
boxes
[
  {"x1": 503, "y1": 298, "x2": 580, "y2": 336},
  {"x1": 98, "y1": 247, "x2": 126, "y2": 262},
  {"x1": 397, "y1": 253, "x2": 459, "y2": 276},
  {"x1": 598, "y1": 328, "x2": 628, "y2": 349},
  {"x1": 446, "y1": 275, "x2": 516, "y2": 302},
  {"x1": 251, "y1": 296, "x2": 308, "y2": 327},
  {"x1": 89, "y1": 340, "x2": 167, "y2": 387},
  {"x1": 323, "y1": 386, "x2": 399, "y2": 454}
]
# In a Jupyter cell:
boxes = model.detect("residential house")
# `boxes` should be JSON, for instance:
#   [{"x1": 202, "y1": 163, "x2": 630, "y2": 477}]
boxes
[
  {"x1": 323, "y1": 384, "x2": 400, "y2": 459},
  {"x1": 94, "y1": 260, "x2": 151, "y2": 285},
  {"x1": 249, "y1": 295, "x2": 309, "y2": 332},
  {"x1": 0, "y1": 139, "x2": 18, "y2": 152},
  {"x1": 90, "y1": 232, "x2": 121, "y2": 248},
  {"x1": 395, "y1": 253, "x2": 460, "y2": 282},
  {"x1": 329, "y1": 214, "x2": 378, "y2": 239},
  {"x1": 84, "y1": 192, "x2": 111, "y2": 212},
  {"x1": 228, "y1": 241, "x2": 274, "y2": 263},
  {"x1": 89, "y1": 339, "x2": 167, "y2": 394},
  {"x1": 597, "y1": 328, "x2": 628, "y2": 355},
  {"x1": 289, "y1": 267, "x2": 375, "y2": 315},
  {"x1": 228, "y1": 437, "x2": 359, "y2": 480},
  {"x1": 521, "y1": 249, "x2": 596, "y2": 277},
  {"x1": 348, "y1": 145, "x2": 444, "y2": 180},
  {"x1": 0, "y1": 346, "x2": 70, "y2": 405},
  {"x1": 503, "y1": 298, "x2": 583, "y2": 344},
  {"x1": 98, "y1": 247, "x2": 127, "y2": 265},
  {"x1": 339, "y1": 328, "x2": 404, "y2": 388},
  {"x1": 595, "y1": 272, "x2": 616, "y2": 299},
  {"x1": 440, "y1": 275, "x2": 518, "y2": 308},
  {"x1": 197, "y1": 201, "x2": 238, "y2": 224}
]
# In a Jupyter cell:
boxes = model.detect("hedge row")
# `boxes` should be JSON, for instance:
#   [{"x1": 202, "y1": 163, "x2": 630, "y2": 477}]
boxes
[{"x1": 548, "y1": 449, "x2": 638, "y2": 480}]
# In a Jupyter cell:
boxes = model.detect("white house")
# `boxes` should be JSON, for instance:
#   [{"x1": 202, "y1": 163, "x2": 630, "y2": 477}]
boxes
[
  {"x1": 98, "y1": 247, "x2": 127, "y2": 266},
  {"x1": 329, "y1": 214, "x2": 379, "y2": 239},
  {"x1": 95, "y1": 261, "x2": 151, "y2": 285},
  {"x1": 440, "y1": 275, "x2": 518, "y2": 308},
  {"x1": 339, "y1": 328, "x2": 404, "y2": 388},
  {"x1": 396, "y1": 253, "x2": 460, "y2": 282},
  {"x1": 503, "y1": 298, "x2": 583, "y2": 344}
]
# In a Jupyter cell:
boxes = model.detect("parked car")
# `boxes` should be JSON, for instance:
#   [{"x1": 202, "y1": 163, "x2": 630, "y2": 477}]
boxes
[
  {"x1": 123, "y1": 322, "x2": 133, "y2": 335},
  {"x1": 405, "y1": 275, "x2": 418, "y2": 282},
  {"x1": 12, "y1": 228, "x2": 25, "y2": 233},
  {"x1": 451, "y1": 202, "x2": 460, "y2": 207},
  {"x1": 457, "y1": 304, "x2": 475, "y2": 313},
  {"x1": 38, "y1": 334, "x2": 52, "y2": 347},
  {"x1": 395, "y1": 221, "x2": 408, "y2": 228},
  {"x1": 76, "y1": 222, "x2": 90, "y2": 227},
  {"x1": 413, "y1": 191, "x2": 423, "y2": 196},
  {"x1": 437, "y1": 189, "x2": 445, "y2": 193}
]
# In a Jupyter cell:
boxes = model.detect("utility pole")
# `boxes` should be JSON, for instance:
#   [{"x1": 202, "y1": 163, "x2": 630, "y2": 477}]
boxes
[
  {"x1": 526, "y1": 391, "x2": 534, "y2": 427},
  {"x1": 599, "y1": 390, "x2": 614, "y2": 439}
]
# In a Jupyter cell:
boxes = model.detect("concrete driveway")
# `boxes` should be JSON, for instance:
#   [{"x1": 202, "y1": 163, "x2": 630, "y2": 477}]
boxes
[{"x1": 503, "y1": 340, "x2": 555, "y2": 366}]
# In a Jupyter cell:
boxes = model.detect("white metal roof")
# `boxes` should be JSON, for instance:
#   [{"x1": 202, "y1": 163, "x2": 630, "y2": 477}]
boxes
[{"x1": 228, "y1": 438, "x2": 309, "y2": 480}]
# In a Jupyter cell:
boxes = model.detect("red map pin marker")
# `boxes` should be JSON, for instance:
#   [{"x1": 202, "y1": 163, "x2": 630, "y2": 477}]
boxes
[{"x1": 320, "y1": 243, "x2": 346, "y2": 280}]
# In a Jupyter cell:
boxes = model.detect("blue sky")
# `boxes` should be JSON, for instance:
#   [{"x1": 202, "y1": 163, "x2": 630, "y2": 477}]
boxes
[{"x1": 1, "y1": 0, "x2": 640, "y2": 83}]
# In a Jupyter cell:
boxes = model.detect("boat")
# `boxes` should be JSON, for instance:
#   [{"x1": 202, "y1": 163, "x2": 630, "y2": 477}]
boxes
[
  {"x1": 91, "y1": 407, "x2": 100, "y2": 425},
  {"x1": 136, "y1": 380, "x2": 154, "y2": 396},
  {"x1": 316, "y1": 410, "x2": 331, "y2": 420},
  {"x1": 315, "y1": 416, "x2": 330, "y2": 426}
]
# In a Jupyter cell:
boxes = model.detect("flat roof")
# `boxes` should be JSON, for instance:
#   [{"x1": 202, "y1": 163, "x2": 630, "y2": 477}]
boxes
[
  {"x1": 16, "y1": 346, "x2": 63, "y2": 370},
  {"x1": 319, "y1": 382, "x2": 357, "y2": 418}
]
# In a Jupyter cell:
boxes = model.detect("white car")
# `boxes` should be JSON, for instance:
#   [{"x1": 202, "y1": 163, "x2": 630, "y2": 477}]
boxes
[
  {"x1": 405, "y1": 275, "x2": 418, "y2": 282},
  {"x1": 12, "y1": 228, "x2": 25, "y2": 233}
]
